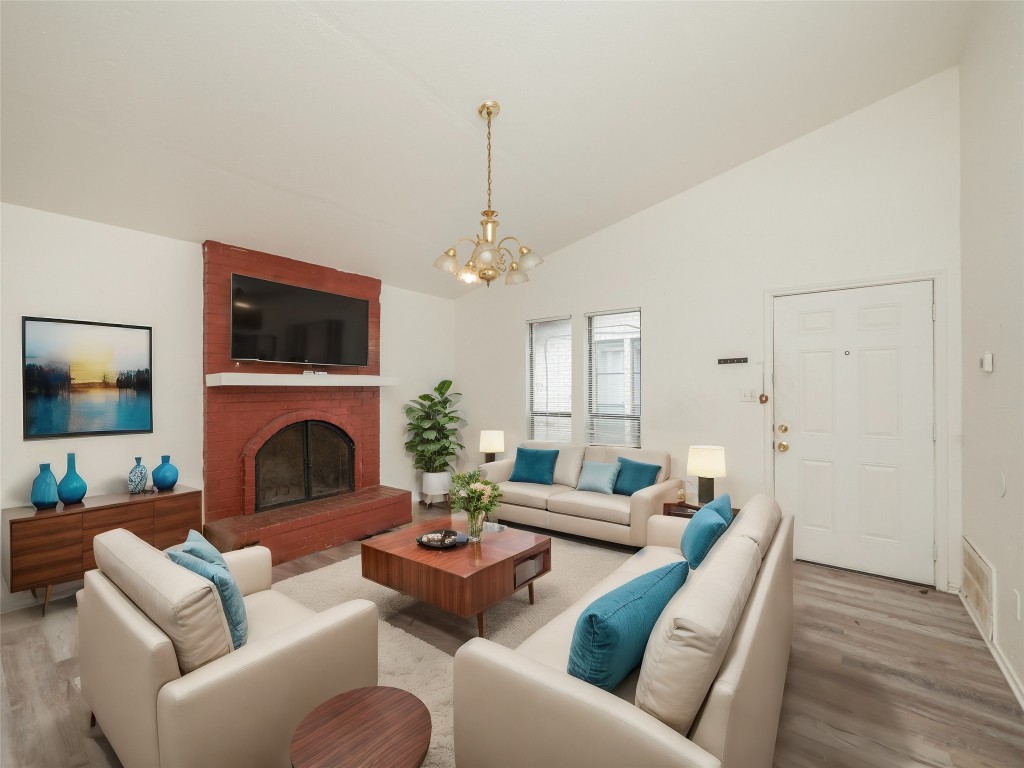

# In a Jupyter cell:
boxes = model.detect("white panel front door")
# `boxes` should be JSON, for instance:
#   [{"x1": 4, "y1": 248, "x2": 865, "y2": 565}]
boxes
[{"x1": 773, "y1": 281, "x2": 935, "y2": 584}]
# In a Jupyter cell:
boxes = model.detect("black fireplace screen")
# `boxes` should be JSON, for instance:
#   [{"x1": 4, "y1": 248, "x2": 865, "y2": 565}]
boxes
[{"x1": 255, "y1": 421, "x2": 354, "y2": 511}]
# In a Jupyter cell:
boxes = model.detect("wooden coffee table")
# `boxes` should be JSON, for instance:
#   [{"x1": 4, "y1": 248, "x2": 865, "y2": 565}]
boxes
[
  {"x1": 361, "y1": 516, "x2": 552, "y2": 637},
  {"x1": 290, "y1": 686, "x2": 430, "y2": 768}
]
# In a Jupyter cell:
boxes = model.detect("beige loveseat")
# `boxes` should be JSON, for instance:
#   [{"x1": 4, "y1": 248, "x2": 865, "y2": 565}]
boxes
[
  {"x1": 454, "y1": 494, "x2": 792, "y2": 768},
  {"x1": 481, "y1": 441, "x2": 682, "y2": 546},
  {"x1": 77, "y1": 529, "x2": 378, "y2": 768}
]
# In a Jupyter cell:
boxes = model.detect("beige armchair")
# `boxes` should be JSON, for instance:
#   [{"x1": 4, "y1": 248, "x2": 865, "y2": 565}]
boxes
[{"x1": 78, "y1": 528, "x2": 377, "y2": 768}]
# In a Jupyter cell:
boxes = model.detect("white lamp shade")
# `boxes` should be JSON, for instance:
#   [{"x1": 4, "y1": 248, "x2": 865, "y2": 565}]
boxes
[
  {"x1": 687, "y1": 445, "x2": 726, "y2": 478},
  {"x1": 479, "y1": 430, "x2": 505, "y2": 453}
]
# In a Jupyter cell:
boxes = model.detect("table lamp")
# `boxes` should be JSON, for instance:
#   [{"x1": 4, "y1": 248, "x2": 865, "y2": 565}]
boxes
[
  {"x1": 480, "y1": 430, "x2": 505, "y2": 463},
  {"x1": 687, "y1": 445, "x2": 726, "y2": 504}
]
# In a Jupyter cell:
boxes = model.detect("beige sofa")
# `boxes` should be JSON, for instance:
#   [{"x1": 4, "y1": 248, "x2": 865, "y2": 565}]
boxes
[
  {"x1": 481, "y1": 441, "x2": 682, "y2": 546},
  {"x1": 77, "y1": 528, "x2": 378, "y2": 768},
  {"x1": 454, "y1": 494, "x2": 792, "y2": 768}
]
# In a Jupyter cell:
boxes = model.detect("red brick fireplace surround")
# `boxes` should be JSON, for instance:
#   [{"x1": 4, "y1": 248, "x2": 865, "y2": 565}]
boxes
[{"x1": 201, "y1": 241, "x2": 411, "y2": 563}]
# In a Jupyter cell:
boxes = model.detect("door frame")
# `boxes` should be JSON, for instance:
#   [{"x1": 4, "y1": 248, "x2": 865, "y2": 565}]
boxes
[{"x1": 762, "y1": 270, "x2": 956, "y2": 592}]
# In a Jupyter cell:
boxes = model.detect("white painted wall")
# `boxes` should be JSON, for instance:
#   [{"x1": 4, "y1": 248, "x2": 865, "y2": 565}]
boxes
[
  {"x1": 379, "y1": 284, "x2": 456, "y2": 495},
  {"x1": 959, "y1": 1, "x2": 1024, "y2": 699},
  {"x1": 454, "y1": 69, "x2": 963, "y2": 587},
  {"x1": 0, "y1": 203, "x2": 204, "y2": 611}
]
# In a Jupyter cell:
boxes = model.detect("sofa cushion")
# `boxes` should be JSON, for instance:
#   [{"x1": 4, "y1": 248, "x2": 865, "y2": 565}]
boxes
[
  {"x1": 636, "y1": 535, "x2": 761, "y2": 734},
  {"x1": 93, "y1": 528, "x2": 232, "y2": 673},
  {"x1": 523, "y1": 441, "x2": 587, "y2": 487},
  {"x1": 603, "y1": 447, "x2": 671, "y2": 483},
  {"x1": 547, "y1": 490, "x2": 631, "y2": 526},
  {"x1": 681, "y1": 505, "x2": 730, "y2": 567},
  {"x1": 243, "y1": 590, "x2": 316, "y2": 643},
  {"x1": 498, "y1": 482, "x2": 570, "y2": 510},
  {"x1": 702, "y1": 494, "x2": 734, "y2": 526},
  {"x1": 728, "y1": 493, "x2": 782, "y2": 557},
  {"x1": 509, "y1": 447, "x2": 559, "y2": 485},
  {"x1": 575, "y1": 461, "x2": 620, "y2": 494},
  {"x1": 167, "y1": 549, "x2": 248, "y2": 649},
  {"x1": 612, "y1": 456, "x2": 662, "y2": 496},
  {"x1": 568, "y1": 562, "x2": 689, "y2": 691}
]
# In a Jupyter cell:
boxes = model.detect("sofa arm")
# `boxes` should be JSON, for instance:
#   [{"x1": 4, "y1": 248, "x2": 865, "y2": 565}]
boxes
[
  {"x1": 628, "y1": 478, "x2": 683, "y2": 546},
  {"x1": 221, "y1": 546, "x2": 272, "y2": 596},
  {"x1": 480, "y1": 457, "x2": 514, "y2": 483},
  {"x1": 157, "y1": 599, "x2": 378, "y2": 768},
  {"x1": 647, "y1": 514, "x2": 691, "y2": 548},
  {"x1": 454, "y1": 638, "x2": 720, "y2": 768}
]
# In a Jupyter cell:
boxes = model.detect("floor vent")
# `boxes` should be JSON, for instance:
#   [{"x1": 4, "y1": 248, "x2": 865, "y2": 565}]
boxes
[{"x1": 962, "y1": 537, "x2": 994, "y2": 640}]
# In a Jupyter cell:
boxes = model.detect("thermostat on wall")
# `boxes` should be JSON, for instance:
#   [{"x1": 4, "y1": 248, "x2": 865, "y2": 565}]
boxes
[{"x1": 980, "y1": 352, "x2": 994, "y2": 373}]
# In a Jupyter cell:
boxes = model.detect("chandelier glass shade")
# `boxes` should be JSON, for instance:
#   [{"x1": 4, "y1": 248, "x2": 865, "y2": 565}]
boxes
[{"x1": 433, "y1": 101, "x2": 541, "y2": 287}]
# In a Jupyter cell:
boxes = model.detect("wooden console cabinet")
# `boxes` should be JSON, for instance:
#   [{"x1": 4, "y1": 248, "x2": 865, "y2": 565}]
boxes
[{"x1": 2, "y1": 485, "x2": 202, "y2": 613}]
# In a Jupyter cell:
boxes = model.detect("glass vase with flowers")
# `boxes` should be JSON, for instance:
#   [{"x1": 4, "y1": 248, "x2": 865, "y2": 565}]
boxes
[{"x1": 449, "y1": 470, "x2": 503, "y2": 542}]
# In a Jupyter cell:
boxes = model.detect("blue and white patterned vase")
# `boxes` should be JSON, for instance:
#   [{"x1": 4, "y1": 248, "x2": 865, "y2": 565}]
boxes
[
  {"x1": 128, "y1": 457, "x2": 148, "y2": 494},
  {"x1": 31, "y1": 463, "x2": 59, "y2": 510},
  {"x1": 152, "y1": 455, "x2": 178, "y2": 491},
  {"x1": 57, "y1": 452, "x2": 87, "y2": 504}
]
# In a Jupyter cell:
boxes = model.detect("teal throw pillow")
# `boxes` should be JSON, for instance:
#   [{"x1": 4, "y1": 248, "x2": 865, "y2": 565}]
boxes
[
  {"x1": 509, "y1": 447, "x2": 560, "y2": 485},
  {"x1": 167, "y1": 549, "x2": 248, "y2": 649},
  {"x1": 702, "y1": 494, "x2": 733, "y2": 526},
  {"x1": 576, "y1": 461, "x2": 621, "y2": 495},
  {"x1": 181, "y1": 529, "x2": 228, "y2": 568},
  {"x1": 612, "y1": 456, "x2": 662, "y2": 496},
  {"x1": 680, "y1": 505, "x2": 729, "y2": 568},
  {"x1": 568, "y1": 561, "x2": 689, "y2": 691}
]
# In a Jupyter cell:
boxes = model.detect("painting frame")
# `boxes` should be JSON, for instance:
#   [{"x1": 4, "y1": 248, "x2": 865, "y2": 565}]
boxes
[{"x1": 22, "y1": 316, "x2": 154, "y2": 440}]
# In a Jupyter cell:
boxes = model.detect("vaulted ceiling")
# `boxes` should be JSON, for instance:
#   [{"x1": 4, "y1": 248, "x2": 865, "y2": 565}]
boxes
[{"x1": 1, "y1": 1, "x2": 980, "y2": 298}]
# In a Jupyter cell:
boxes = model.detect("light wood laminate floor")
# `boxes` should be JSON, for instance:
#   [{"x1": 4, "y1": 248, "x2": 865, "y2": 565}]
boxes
[{"x1": 2, "y1": 504, "x2": 1021, "y2": 767}]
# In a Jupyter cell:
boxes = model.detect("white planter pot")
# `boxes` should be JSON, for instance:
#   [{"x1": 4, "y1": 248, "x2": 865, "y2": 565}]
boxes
[{"x1": 421, "y1": 471, "x2": 452, "y2": 496}]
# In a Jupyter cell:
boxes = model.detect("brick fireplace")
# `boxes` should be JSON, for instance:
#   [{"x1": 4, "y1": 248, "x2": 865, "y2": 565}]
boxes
[{"x1": 201, "y1": 241, "x2": 411, "y2": 563}]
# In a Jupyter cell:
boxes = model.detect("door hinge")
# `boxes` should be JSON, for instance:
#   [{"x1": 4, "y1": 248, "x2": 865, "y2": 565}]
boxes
[{"x1": 932, "y1": 304, "x2": 937, "y2": 322}]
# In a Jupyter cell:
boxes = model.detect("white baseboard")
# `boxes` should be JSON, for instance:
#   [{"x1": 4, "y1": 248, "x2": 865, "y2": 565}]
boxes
[{"x1": 960, "y1": 594, "x2": 1024, "y2": 710}]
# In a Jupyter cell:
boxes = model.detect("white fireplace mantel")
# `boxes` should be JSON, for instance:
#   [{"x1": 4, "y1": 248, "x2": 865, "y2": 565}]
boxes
[{"x1": 205, "y1": 372, "x2": 398, "y2": 388}]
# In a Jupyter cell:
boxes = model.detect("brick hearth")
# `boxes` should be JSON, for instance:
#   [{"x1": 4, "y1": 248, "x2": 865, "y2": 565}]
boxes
[{"x1": 202, "y1": 241, "x2": 410, "y2": 561}]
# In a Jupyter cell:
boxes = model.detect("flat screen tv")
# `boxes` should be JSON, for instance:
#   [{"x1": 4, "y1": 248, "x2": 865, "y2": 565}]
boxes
[{"x1": 230, "y1": 274, "x2": 369, "y2": 367}]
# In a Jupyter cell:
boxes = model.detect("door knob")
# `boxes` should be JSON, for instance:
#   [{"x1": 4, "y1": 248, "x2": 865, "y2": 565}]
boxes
[
  {"x1": 778, "y1": 424, "x2": 789, "y2": 433},
  {"x1": 777, "y1": 441, "x2": 789, "y2": 452}
]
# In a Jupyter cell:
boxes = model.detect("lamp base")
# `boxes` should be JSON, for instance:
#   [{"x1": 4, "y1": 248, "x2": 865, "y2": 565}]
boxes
[
  {"x1": 697, "y1": 477, "x2": 716, "y2": 505},
  {"x1": 484, "y1": 452, "x2": 496, "y2": 464}
]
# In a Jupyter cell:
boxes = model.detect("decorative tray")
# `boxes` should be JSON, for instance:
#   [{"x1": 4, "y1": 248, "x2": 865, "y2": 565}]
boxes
[{"x1": 416, "y1": 529, "x2": 469, "y2": 549}]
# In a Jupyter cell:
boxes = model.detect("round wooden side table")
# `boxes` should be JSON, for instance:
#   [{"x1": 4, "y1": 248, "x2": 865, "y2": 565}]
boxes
[{"x1": 290, "y1": 686, "x2": 431, "y2": 768}]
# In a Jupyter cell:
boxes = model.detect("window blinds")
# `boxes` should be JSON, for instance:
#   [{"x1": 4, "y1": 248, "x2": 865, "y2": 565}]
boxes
[
  {"x1": 587, "y1": 310, "x2": 641, "y2": 447},
  {"x1": 528, "y1": 317, "x2": 572, "y2": 442}
]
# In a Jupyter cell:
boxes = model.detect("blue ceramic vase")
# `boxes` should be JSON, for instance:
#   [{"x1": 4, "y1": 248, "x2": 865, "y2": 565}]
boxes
[
  {"x1": 128, "y1": 457, "x2": 148, "y2": 494},
  {"x1": 152, "y1": 455, "x2": 179, "y2": 491},
  {"x1": 31, "y1": 464, "x2": 59, "y2": 510},
  {"x1": 57, "y1": 452, "x2": 87, "y2": 504}
]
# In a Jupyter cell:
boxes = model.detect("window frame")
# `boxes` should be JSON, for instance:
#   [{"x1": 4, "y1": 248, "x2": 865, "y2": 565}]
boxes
[{"x1": 586, "y1": 309, "x2": 642, "y2": 447}]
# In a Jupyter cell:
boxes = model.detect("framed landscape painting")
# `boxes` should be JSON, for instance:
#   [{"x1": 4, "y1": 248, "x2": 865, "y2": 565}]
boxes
[{"x1": 22, "y1": 317, "x2": 153, "y2": 439}]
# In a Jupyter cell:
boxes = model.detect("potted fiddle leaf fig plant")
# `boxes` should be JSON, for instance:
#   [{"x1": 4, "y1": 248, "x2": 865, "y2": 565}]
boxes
[{"x1": 404, "y1": 379, "x2": 464, "y2": 502}]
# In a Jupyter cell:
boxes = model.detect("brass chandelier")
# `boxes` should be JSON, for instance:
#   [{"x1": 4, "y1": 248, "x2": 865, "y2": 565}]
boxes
[{"x1": 433, "y1": 100, "x2": 542, "y2": 287}]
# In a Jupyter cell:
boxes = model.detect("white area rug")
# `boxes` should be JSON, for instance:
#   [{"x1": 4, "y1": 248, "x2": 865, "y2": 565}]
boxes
[{"x1": 273, "y1": 535, "x2": 632, "y2": 768}]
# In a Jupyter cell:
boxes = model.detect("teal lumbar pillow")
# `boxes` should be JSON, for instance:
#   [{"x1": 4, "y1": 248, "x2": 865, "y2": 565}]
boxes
[
  {"x1": 612, "y1": 456, "x2": 662, "y2": 496},
  {"x1": 180, "y1": 529, "x2": 228, "y2": 568},
  {"x1": 568, "y1": 561, "x2": 689, "y2": 691},
  {"x1": 508, "y1": 447, "x2": 560, "y2": 485},
  {"x1": 702, "y1": 494, "x2": 733, "y2": 526},
  {"x1": 167, "y1": 549, "x2": 248, "y2": 649},
  {"x1": 576, "y1": 461, "x2": 621, "y2": 494},
  {"x1": 680, "y1": 505, "x2": 729, "y2": 568}
]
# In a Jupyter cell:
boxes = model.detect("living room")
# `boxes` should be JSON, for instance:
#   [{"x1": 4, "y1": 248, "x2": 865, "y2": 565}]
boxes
[{"x1": 2, "y1": 2, "x2": 1022, "y2": 767}]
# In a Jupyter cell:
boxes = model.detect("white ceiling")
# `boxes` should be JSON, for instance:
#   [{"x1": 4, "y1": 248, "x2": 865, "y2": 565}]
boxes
[{"x1": 1, "y1": 1, "x2": 980, "y2": 298}]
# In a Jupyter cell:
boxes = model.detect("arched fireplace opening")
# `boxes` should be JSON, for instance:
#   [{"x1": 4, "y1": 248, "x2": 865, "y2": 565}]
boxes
[{"x1": 255, "y1": 420, "x2": 354, "y2": 512}]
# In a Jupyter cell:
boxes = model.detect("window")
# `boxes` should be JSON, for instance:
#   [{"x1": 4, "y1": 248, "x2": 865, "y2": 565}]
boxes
[
  {"x1": 528, "y1": 317, "x2": 572, "y2": 441},
  {"x1": 587, "y1": 310, "x2": 641, "y2": 446}
]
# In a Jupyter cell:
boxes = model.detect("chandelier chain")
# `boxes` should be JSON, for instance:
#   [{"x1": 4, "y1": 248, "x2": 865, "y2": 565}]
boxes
[{"x1": 486, "y1": 112, "x2": 492, "y2": 211}]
